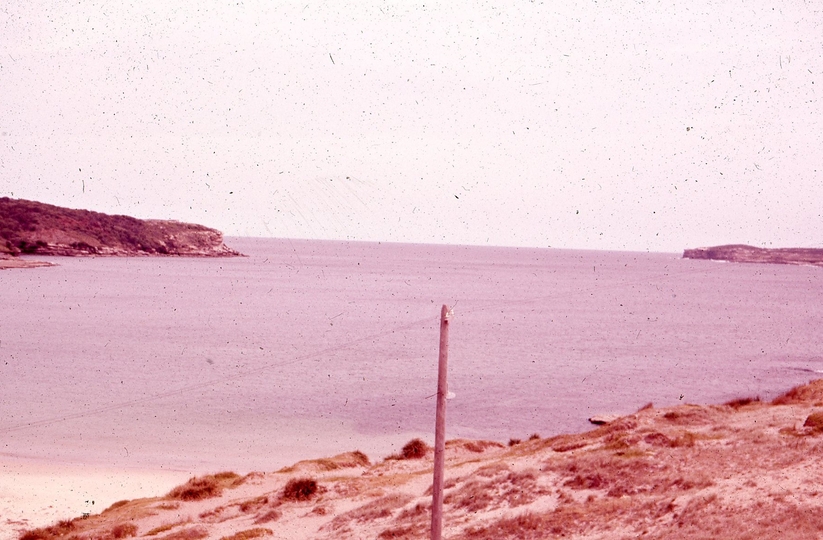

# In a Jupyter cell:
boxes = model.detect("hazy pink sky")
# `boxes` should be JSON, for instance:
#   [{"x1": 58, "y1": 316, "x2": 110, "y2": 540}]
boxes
[{"x1": 1, "y1": 0, "x2": 820, "y2": 251}]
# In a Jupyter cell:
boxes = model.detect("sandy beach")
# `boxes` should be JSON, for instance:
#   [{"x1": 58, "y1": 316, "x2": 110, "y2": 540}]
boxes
[
  {"x1": 9, "y1": 379, "x2": 823, "y2": 540},
  {"x1": 0, "y1": 459, "x2": 190, "y2": 540}
]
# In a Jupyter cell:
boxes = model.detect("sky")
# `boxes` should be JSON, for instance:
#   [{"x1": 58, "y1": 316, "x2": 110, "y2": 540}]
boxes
[{"x1": 1, "y1": 0, "x2": 821, "y2": 252}]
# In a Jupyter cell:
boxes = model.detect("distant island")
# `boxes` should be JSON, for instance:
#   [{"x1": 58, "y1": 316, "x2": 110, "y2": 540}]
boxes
[
  {"x1": 0, "y1": 198, "x2": 242, "y2": 268},
  {"x1": 683, "y1": 244, "x2": 823, "y2": 267}
]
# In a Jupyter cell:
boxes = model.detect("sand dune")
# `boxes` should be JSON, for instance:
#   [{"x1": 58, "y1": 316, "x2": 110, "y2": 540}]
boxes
[{"x1": 13, "y1": 379, "x2": 823, "y2": 540}]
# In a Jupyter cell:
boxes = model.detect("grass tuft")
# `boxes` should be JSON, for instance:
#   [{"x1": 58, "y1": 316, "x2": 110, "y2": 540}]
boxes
[
  {"x1": 725, "y1": 396, "x2": 761, "y2": 409},
  {"x1": 239, "y1": 496, "x2": 269, "y2": 513},
  {"x1": 253, "y1": 510, "x2": 282, "y2": 525},
  {"x1": 461, "y1": 511, "x2": 545, "y2": 539},
  {"x1": 146, "y1": 523, "x2": 179, "y2": 536},
  {"x1": 110, "y1": 523, "x2": 138, "y2": 538},
  {"x1": 377, "y1": 524, "x2": 427, "y2": 539},
  {"x1": 218, "y1": 528, "x2": 272, "y2": 540},
  {"x1": 773, "y1": 380, "x2": 823, "y2": 405},
  {"x1": 155, "y1": 527, "x2": 208, "y2": 540},
  {"x1": 19, "y1": 519, "x2": 78, "y2": 540},
  {"x1": 327, "y1": 494, "x2": 413, "y2": 530},
  {"x1": 104, "y1": 500, "x2": 131, "y2": 513},
  {"x1": 167, "y1": 472, "x2": 241, "y2": 501}
]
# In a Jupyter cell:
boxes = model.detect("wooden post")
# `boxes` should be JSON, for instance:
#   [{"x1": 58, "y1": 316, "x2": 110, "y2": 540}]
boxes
[{"x1": 431, "y1": 304, "x2": 450, "y2": 540}]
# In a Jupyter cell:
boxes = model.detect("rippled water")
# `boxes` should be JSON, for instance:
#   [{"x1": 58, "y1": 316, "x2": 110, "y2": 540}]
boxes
[{"x1": 2, "y1": 238, "x2": 822, "y2": 472}]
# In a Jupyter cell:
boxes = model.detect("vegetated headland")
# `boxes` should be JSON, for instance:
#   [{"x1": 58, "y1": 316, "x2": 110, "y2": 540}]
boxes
[
  {"x1": 683, "y1": 244, "x2": 823, "y2": 267},
  {"x1": 16, "y1": 379, "x2": 823, "y2": 540},
  {"x1": 0, "y1": 198, "x2": 241, "y2": 269}
]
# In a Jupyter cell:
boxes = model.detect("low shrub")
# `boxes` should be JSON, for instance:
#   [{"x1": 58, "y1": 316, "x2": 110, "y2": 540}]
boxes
[
  {"x1": 281, "y1": 477, "x2": 319, "y2": 502},
  {"x1": 804, "y1": 411, "x2": 823, "y2": 432},
  {"x1": 401, "y1": 439, "x2": 428, "y2": 459}
]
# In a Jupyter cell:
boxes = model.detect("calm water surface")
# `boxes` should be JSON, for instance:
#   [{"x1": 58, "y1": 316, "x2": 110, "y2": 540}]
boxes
[{"x1": 2, "y1": 238, "x2": 822, "y2": 472}]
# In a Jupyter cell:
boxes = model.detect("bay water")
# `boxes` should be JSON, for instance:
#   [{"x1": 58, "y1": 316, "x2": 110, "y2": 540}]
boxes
[{"x1": 2, "y1": 238, "x2": 823, "y2": 474}]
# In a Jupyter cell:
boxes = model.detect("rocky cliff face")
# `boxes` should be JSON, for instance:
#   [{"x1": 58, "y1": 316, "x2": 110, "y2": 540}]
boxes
[
  {"x1": 0, "y1": 198, "x2": 242, "y2": 257},
  {"x1": 683, "y1": 244, "x2": 823, "y2": 267}
]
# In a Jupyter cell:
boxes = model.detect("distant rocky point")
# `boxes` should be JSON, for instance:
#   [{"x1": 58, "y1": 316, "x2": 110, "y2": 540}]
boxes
[
  {"x1": 683, "y1": 244, "x2": 823, "y2": 267},
  {"x1": 0, "y1": 198, "x2": 242, "y2": 262}
]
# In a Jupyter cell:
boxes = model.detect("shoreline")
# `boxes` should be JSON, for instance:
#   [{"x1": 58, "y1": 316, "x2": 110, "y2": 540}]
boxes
[
  {"x1": 0, "y1": 459, "x2": 191, "y2": 540},
  {"x1": 0, "y1": 257, "x2": 56, "y2": 270},
  {"x1": 10, "y1": 378, "x2": 823, "y2": 540}
]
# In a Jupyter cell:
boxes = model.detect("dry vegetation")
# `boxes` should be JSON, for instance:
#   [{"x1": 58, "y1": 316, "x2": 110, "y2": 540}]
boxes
[
  {"x1": 217, "y1": 528, "x2": 272, "y2": 540},
  {"x1": 384, "y1": 438, "x2": 430, "y2": 461},
  {"x1": 280, "y1": 478, "x2": 320, "y2": 502},
  {"x1": 18, "y1": 380, "x2": 823, "y2": 540},
  {"x1": 167, "y1": 472, "x2": 246, "y2": 501}
]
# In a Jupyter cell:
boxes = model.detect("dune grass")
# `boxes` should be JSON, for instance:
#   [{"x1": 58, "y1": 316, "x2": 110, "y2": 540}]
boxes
[
  {"x1": 110, "y1": 523, "x2": 138, "y2": 539},
  {"x1": 154, "y1": 527, "x2": 208, "y2": 540},
  {"x1": 218, "y1": 528, "x2": 272, "y2": 540},
  {"x1": 166, "y1": 472, "x2": 243, "y2": 501},
  {"x1": 19, "y1": 520, "x2": 77, "y2": 540},
  {"x1": 724, "y1": 396, "x2": 761, "y2": 409}
]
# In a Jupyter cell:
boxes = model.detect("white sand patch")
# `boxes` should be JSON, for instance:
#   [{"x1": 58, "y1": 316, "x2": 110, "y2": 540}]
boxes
[{"x1": 0, "y1": 458, "x2": 190, "y2": 540}]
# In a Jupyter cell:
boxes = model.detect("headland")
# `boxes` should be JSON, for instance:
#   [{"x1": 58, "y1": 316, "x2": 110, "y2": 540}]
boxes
[
  {"x1": 684, "y1": 244, "x2": 823, "y2": 267},
  {"x1": 0, "y1": 198, "x2": 241, "y2": 269}
]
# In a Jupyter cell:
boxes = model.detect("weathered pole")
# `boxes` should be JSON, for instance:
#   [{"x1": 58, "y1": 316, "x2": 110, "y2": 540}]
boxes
[{"x1": 431, "y1": 304, "x2": 451, "y2": 540}]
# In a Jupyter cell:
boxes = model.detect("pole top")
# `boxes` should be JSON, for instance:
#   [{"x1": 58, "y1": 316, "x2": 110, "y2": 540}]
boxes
[{"x1": 441, "y1": 304, "x2": 453, "y2": 320}]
